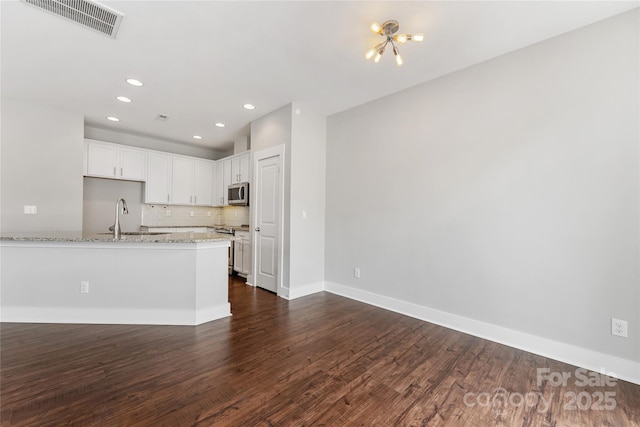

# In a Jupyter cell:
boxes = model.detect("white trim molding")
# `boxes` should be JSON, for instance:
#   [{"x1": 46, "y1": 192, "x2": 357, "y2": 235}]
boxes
[
  {"x1": 1, "y1": 304, "x2": 231, "y2": 326},
  {"x1": 324, "y1": 281, "x2": 640, "y2": 385},
  {"x1": 284, "y1": 281, "x2": 325, "y2": 300}
]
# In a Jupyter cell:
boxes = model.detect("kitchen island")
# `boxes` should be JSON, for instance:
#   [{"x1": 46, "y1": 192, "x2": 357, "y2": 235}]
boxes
[{"x1": 0, "y1": 231, "x2": 236, "y2": 325}]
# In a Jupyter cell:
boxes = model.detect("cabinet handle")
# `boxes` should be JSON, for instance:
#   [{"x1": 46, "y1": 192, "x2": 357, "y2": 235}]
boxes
[
  {"x1": 113, "y1": 166, "x2": 116, "y2": 176},
  {"x1": 120, "y1": 167, "x2": 123, "y2": 177},
  {"x1": 194, "y1": 196, "x2": 197, "y2": 204},
  {"x1": 167, "y1": 194, "x2": 170, "y2": 203}
]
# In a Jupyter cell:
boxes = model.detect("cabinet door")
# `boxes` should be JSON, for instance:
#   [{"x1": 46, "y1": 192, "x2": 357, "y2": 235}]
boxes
[
  {"x1": 172, "y1": 157, "x2": 195, "y2": 205},
  {"x1": 238, "y1": 154, "x2": 250, "y2": 182},
  {"x1": 233, "y1": 240, "x2": 243, "y2": 272},
  {"x1": 194, "y1": 160, "x2": 213, "y2": 206},
  {"x1": 242, "y1": 240, "x2": 251, "y2": 275},
  {"x1": 146, "y1": 153, "x2": 172, "y2": 204},
  {"x1": 230, "y1": 154, "x2": 250, "y2": 183},
  {"x1": 119, "y1": 147, "x2": 146, "y2": 181},
  {"x1": 231, "y1": 157, "x2": 241, "y2": 183},
  {"x1": 86, "y1": 141, "x2": 118, "y2": 177},
  {"x1": 222, "y1": 159, "x2": 232, "y2": 205},
  {"x1": 215, "y1": 162, "x2": 225, "y2": 206}
]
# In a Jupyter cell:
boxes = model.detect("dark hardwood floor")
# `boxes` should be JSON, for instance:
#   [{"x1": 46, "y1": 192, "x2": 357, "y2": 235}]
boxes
[{"x1": 2, "y1": 275, "x2": 639, "y2": 426}]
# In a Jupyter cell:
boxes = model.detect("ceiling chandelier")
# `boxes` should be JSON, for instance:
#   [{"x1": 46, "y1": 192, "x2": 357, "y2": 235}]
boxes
[{"x1": 365, "y1": 20, "x2": 423, "y2": 66}]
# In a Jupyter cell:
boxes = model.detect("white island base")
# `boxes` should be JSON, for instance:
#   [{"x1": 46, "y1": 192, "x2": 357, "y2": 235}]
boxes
[{"x1": 1, "y1": 238, "x2": 231, "y2": 326}]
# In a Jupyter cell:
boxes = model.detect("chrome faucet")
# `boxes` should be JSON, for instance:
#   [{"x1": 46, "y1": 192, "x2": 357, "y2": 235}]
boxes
[{"x1": 112, "y1": 198, "x2": 129, "y2": 240}]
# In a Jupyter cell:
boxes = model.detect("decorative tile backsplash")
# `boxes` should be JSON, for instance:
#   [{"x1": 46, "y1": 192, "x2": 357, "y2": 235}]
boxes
[{"x1": 141, "y1": 204, "x2": 249, "y2": 227}]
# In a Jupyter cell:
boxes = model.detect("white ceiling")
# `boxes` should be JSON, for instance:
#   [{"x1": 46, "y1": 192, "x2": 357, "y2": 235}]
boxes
[{"x1": 1, "y1": 1, "x2": 637, "y2": 152}]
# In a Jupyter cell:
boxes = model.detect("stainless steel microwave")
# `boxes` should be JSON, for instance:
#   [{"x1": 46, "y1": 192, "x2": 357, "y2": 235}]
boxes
[{"x1": 228, "y1": 182, "x2": 249, "y2": 206}]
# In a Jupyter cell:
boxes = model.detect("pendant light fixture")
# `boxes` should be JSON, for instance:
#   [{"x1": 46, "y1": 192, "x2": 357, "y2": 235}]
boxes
[{"x1": 365, "y1": 20, "x2": 423, "y2": 66}]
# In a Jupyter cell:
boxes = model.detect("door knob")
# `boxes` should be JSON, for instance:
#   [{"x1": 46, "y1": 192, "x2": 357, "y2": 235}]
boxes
[{"x1": 255, "y1": 227, "x2": 261, "y2": 232}]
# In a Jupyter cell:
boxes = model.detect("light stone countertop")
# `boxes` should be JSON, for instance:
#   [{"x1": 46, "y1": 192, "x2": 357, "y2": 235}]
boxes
[{"x1": 0, "y1": 231, "x2": 238, "y2": 243}]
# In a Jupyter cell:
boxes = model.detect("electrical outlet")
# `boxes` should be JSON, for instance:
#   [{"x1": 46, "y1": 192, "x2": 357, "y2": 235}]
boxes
[
  {"x1": 207, "y1": 211, "x2": 211, "y2": 217},
  {"x1": 166, "y1": 210, "x2": 171, "y2": 216},
  {"x1": 80, "y1": 281, "x2": 89, "y2": 294},
  {"x1": 354, "y1": 268, "x2": 361, "y2": 279},
  {"x1": 190, "y1": 211, "x2": 195, "y2": 217},
  {"x1": 24, "y1": 205, "x2": 37, "y2": 214},
  {"x1": 612, "y1": 318, "x2": 628, "y2": 337}
]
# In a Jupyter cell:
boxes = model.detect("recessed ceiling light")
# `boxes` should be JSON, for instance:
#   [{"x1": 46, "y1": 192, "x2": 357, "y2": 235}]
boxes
[
  {"x1": 126, "y1": 78, "x2": 143, "y2": 87},
  {"x1": 116, "y1": 96, "x2": 132, "y2": 103},
  {"x1": 106, "y1": 116, "x2": 120, "y2": 122},
  {"x1": 215, "y1": 123, "x2": 225, "y2": 128},
  {"x1": 243, "y1": 104, "x2": 255, "y2": 110},
  {"x1": 193, "y1": 135, "x2": 202, "y2": 140}
]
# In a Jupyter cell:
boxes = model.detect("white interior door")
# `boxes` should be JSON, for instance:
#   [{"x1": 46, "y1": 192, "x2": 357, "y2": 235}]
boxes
[{"x1": 253, "y1": 150, "x2": 282, "y2": 293}]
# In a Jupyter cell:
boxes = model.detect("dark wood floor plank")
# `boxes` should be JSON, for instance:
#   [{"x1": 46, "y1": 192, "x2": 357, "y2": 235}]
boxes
[{"x1": 2, "y1": 275, "x2": 639, "y2": 426}]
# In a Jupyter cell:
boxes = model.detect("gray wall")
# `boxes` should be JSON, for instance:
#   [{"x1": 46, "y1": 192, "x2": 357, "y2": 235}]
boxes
[
  {"x1": 1, "y1": 99, "x2": 84, "y2": 232},
  {"x1": 251, "y1": 104, "x2": 294, "y2": 291},
  {"x1": 325, "y1": 10, "x2": 639, "y2": 361},
  {"x1": 83, "y1": 177, "x2": 144, "y2": 233},
  {"x1": 250, "y1": 103, "x2": 327, "y2": 295},
  {"x1": 289, "y1": 103, "x2": 326, "y2": 292}
]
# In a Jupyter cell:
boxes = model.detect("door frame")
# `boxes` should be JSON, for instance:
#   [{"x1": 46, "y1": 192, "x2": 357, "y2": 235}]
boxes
[{"x1": 250, "y1": 144, "x2": 285, "y2": 297}]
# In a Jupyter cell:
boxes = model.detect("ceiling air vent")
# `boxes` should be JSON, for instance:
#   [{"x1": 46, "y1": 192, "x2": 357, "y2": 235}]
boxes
[{"x1": 21, "y1": 0, "x2": 124, "y2": 38}]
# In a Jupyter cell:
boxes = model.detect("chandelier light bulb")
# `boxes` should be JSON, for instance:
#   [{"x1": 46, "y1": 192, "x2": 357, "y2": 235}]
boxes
[
  {"x1": 394, "y1": 34, "x2": 408, "y2": 44},
  {"x1": 370, "y1": 22, "x2": 381, "y2": 34},
  {"x1": 411, "y1": 33, "x2": 424, "y2": 42},
  {"x1": 374, "y1": 52, "x2": 382, "y2": 63},
  {"x1": 393, "y1": 46, "x2": 403, "y2": 66},
  {"x1": 365, "y1": 48, "x2": 376, "y2": 60}
]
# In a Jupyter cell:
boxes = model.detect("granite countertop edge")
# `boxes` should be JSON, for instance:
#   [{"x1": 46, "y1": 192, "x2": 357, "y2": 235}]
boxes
[{"x1": 0, "y1": 232, "x2": 238, "y2": 244}]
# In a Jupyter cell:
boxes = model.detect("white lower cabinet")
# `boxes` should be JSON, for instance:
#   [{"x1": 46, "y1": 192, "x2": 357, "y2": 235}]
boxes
[{"x1": 233, "y1": 231, "x2": 251, "y2": 277}]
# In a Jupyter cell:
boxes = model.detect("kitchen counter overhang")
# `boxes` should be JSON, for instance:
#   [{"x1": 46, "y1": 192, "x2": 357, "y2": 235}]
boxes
[
  {"x1": 1, "y1": 232, "x2": 236, "y2": 326},
  {"x1": 0, "y1": 230, "x2": 239, "y2": 244}
]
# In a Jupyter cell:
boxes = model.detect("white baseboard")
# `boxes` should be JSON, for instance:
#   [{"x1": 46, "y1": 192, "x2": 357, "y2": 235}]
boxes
[
  {"x1": 324, "y1": 281, "x2": 640, "y2": 385},
  {"x1": 284, "y1": 281, "x2": 325, "y2": 300},
  {"x1": 195, "y1": 303, "x2": 232, "y2": 325},
  {"x1": 1, "y1": 304, "x2": 231, "y2": 326}
]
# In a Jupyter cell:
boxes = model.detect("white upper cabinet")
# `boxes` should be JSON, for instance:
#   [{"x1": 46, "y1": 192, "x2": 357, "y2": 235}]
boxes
[
  {"x1": 231, "y1": 153, "x2": 250, "y2": 183},
  {"x1": 145, "y1": 152, "x2": 172, "y2": 204},
  {"x1": 84, "y1": 139, "x2": 244, "y2": 208},
  {"x1": 214, "y1": 153, "x2": 250, "y2": 206},
  {"x1": 194, "y1": 159, "x2": 214, "y2": 206},
  {"x1": 171, "y1": 156, "x2": 195, "y2": 205},
  {"x1": 214, "y1": 161, "x2": 225, "y2": 206},
  {"x1": 85, "y1": 139, "x2": 146, "y2": 181},
  {"x1": 223, "y1": 159, "x2": 233, "y2": 204},
  {"x1": 171, "y1": 156, "x2": 215, "y2": 206}
]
